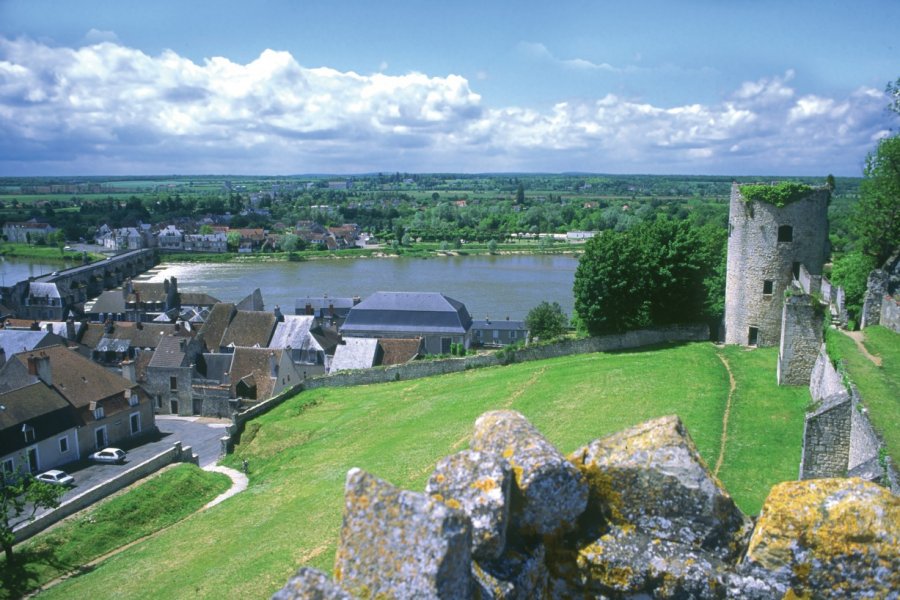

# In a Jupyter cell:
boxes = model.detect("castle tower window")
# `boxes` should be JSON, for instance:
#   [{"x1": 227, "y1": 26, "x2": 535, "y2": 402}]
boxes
[
  {"x1": 763, "y1": 280, "x2": 774, "y2": 295},
  {"x1": 777, "y1": 225, "x2": 793, "y2": 243},
  {"x1": 748, "y1": 327, "x2": 759, "y2": 347}
]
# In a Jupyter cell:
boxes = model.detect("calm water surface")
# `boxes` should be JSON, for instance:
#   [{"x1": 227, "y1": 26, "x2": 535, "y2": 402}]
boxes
[
  {"x1": 146, "y1": 254, "x2": 579, "y2": 320},
  {"x1": 0, "y1": 256, "x2": 72, "y2": 286}
]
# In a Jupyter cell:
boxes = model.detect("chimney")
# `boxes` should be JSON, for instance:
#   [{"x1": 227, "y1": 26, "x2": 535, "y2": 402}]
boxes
[
  {"x1": 121, "y1": 359, "x2": 136, "y2": 383},
  {"x1": 269, "y1": 351, "x2": 278, "y2": 377},
  {"x1": 0, "y1": 348, "x2": 5, "y2": 369},
  {"x1": 274, "y1": 305, "x2": 284, "y2": 322},
  {"x1": 28, "y1": 354, "x2": 52, "y2": 385},
  {"x1": 66, "y1": 319, "x2": 76, "y2": 340},
  {"x1": 163, "y1": 278, "x2": 170, "y2": 293},
  {"x1": 45, "y1": 323, "x2": 53, "y2": 333},
  {"x1": 136, "y1": 321, "x2": 143, "y2": 330}
]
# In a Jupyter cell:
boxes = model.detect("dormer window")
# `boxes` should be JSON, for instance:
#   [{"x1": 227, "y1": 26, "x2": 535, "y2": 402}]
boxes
[
  {"x1": 22, "y1": 424, "x2": 35, "y2": 444},
  {"x1": 93, "y1": 405, "x2": 105, "y2": 419}
]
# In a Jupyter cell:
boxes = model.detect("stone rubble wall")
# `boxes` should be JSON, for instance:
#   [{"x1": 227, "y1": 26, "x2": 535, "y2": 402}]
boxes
[
  {"x1": 801, "y1": 346, "x2": 895, "y2": 489},
  {"x1": 777, "y1": 294, "x2": 825, "y2": 385},
  {"x1": 880, "y1": 294, "x2": 900, "y2": 333},
  {"x1": 274, "y1": 413, "x2": 899, "y2": 600},
  {"x1": 861, "y1": 268, "x2": 888, "y2": 328}
]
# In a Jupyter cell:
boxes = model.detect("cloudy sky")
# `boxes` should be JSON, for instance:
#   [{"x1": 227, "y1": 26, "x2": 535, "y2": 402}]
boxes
[{"x1": 1, "y1": 1, "x2": 897, "y2": 176}]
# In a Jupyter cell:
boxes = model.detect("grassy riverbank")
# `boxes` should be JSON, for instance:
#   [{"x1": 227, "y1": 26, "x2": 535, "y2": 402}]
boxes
[
  {"x1": 0, "y1": 243, "x2": 90, "y2": 262},
  {"x1": 161, "y1": 241, "x2": 582, "y2": 263},
  {"x1": 0, "y1": 464, "x2": 230, "y2": 599},
  {"x1": 36, "y1": 343, "x2": 808, "y2": 600}
]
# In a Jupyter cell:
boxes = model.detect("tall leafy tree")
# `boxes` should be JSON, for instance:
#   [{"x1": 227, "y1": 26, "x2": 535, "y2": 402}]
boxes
[
  {"x1": 525, "y1": 301, "x2": 568, "y2": 341},
  {"x1": 853, "y1": 134, "x2": 900, "y2": 264},
  {"x1": 1, "y1": 476, "x2": 64, "y2": 563}
]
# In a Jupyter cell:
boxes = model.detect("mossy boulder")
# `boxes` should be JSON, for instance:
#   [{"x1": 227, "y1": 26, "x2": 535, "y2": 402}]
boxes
[
  {"x1": 743, "y1": 478, "x2": 900, "y2": 598},
  {"x1": 570, "y1": 415, "x2": 750, "y2": 560},
  {"x1": 426, "y1": 449, "x2": 512, "y2": 560},
  {"x1": 271, "y1": 567, "x2": 351, "y2": 599},
  {"x1": 333, "y1": 468, "x2": 472, "y2": 598},
  {"x1": 472, "y1": 542, "x2": 548, "y2": 599},
  {"x1": 471, "y1": 410, "x2": 588, "y2": 536}
]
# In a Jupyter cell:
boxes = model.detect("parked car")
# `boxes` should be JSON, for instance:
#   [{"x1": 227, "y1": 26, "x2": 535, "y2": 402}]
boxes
[
  {"x1": 89, "y1": 448, "x2": 127, "y2": 464},
  {"x1": 36, "y1": 469, "x2": 75, "y2": 486}
]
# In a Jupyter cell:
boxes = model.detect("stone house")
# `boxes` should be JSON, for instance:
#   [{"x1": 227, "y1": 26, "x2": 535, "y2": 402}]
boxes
[
  {"x1": 184, "y1": 232, "x2": 228, "y2": 253},
  {"x1": 23, "y1": 282, "x2": 66, "y2": 321},
  {"x1": 340, "y1": 292, "x2": 473, "y2": 355},
  {"x1": 3, "y1": 345, "x2": 155, "y2": 456},
  {"x1": 330, "y1": 338, "x2": 382, "y2": 372},
  {"x1": 2, "y1": 219, "x2": 57, "y2": 244},
  {"x1": 471, "y1": 318, "x2": 528, "y2": 347},
  {"x1": 268, "y1": 315, "x2": 328, "y2": 377},
  {"x1": 156, "y1": 225, "x2": 185, "y2": 250},
  {"x1": 0, "y1": 382, "x2": 80, "y2": 478}
]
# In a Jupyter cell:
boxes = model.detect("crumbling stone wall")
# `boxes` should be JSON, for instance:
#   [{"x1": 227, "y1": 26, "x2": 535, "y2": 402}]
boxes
[
  {"x1": 274, "y1": 412, "x2": 899, "y2": 599},
  {"x1": 800, "y1": 393, "x2": 851, "y2": 479},
  {"x1": 880, "y1": 294, "x2": 900, "y2": 333},
  {"x1": 862, "y1": 251, "x2": 900, "y2": 330},
  {"x1": 777, "y1": 293, "x2": 825, "y2": 385},
  {"x1": 724, "y1": 184, "x2": 829, "y2": 346}
]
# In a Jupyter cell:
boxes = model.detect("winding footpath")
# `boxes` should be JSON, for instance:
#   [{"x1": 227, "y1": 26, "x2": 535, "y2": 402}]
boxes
[{"x1": 713, "y1": 350, "x2": 737, "y2": 478}]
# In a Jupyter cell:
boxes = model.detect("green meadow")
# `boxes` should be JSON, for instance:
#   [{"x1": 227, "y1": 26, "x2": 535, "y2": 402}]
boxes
[{"x1": 32, "y1": 342, "x2": 811, "y2": 599}]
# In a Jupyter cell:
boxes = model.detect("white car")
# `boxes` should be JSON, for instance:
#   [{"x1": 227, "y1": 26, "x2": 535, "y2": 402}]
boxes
[
  {"x1": 36, "y1": 469, "x2": 75, "y2": 486},
  {"x1": 89, "y1": 448, "x2": 127, "y2": 464}
]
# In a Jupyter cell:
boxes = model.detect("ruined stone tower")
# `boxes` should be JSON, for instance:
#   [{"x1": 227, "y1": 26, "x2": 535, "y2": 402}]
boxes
[{"x1": 724, "y1": 182, "x2": 829, "y2": 346}]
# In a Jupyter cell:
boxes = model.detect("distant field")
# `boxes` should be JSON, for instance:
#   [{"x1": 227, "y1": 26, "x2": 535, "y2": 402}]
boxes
[{"x1": 36, "y1": 343, "x2": 808, "y2": 600}]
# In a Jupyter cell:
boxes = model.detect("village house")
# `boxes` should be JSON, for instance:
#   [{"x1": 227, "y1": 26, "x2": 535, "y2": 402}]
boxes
[
  {"x1": 1, "y1": 345, "x2": 155, "y2": 457},
  {"x1": 471, "y1": 318, "x2": 529, "y2": 347},
  {"x1": 268, "y1": 315, "x2": 328, "y2": 377},
  {"x1": 156, "y1": 225, "x2": 185, "y2": 250},
  {"x1": 184, "y1": 231, "x2": 228, "y2": 253},
  {"x1": 2, "y1": 219, "x2": 57, "y2": 244}
]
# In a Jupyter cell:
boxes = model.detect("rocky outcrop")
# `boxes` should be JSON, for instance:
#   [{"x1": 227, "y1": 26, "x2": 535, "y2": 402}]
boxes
[{"x1": 273, "y1": 411, "x2": 899, "y2": 599}]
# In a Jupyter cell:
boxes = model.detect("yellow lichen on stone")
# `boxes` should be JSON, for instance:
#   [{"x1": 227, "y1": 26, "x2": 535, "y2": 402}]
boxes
[
  {"x1": 502, "y1": 446, "x2": 514, "y2": 459},
  {"x1": 444, "y1": 498, "x2": 461, "y2": 510},
  {"x1": 471, "y1": 476, "x2": 498, "y2": 492}
]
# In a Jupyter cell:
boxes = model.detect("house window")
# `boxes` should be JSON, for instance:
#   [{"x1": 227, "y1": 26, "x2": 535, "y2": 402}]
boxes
[
  {"x1": 156, "y1": 395, "x2": 162, "y2": 410},
  {"x1": 2, "y1": 459, "x2": 13, "y2": 476},
  {"x1": 748, "y1": 327, "x2": 759, "y2": 347},
  {"x1": 130, "y1": 412, "x2": 141, "y2": 435},
  {"x1": 493, "y1": 329, "x2": 499, "y2": 340},
  {"x1": 777, "y1": 225, "x2": 793, "y2": 243},
  {"x1": 128, "y1": 391, "x2": 139, "y2": 406},
  {"x1": 59, "y1": 436, "x2": 69, "y2": 453},
  {"x1": 23, "y1": 425, "x2": 35, "y2": 444},
  {"x1": 510, "y1": 330, "x2": 517, "y2": 339},
  {"x1": 170, "y1": 376, "x2": 178, "y2": 391},
  {"x1": 763, "y1": 280, "x2": 774, "y2": 295},
  {"x1": 94, "y1": 406, "x2": 105, "y2": 420},
  {"x1": 792, "y1": 262, "x2": 801, "y2": 280}
]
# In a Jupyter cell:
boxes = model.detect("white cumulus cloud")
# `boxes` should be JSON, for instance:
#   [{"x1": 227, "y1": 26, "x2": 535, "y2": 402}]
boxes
[{"x1": 0, "y1": 37, "x2": 893, "y2": 175}]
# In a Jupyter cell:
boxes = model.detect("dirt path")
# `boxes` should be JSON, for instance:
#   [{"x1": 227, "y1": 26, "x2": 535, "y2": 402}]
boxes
[
  {"x1": 713, "y1": 351, "x2": 737, "y2": 478},
  {"x1": 841, "y1": 329, "x2": 882, "y2": 366},
  {"x1": 27, "y1": 464, "x2": 248, "y2": 597}
]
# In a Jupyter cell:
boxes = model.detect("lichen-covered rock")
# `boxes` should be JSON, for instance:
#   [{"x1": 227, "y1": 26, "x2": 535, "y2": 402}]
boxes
[
  {"x1": 471, "y1": 410, "x2": 588, "y2": 536},
  {"x1": 271, "y1": 567, "x2": 352, "y2": 600},
  {"x1": 743, "y1": 478, "x2": 900, "y2": 598},
  {"x1": 426, "y1": 449, "x2": 512, "y2": 560},
  {"x1": 473, "y1": 543, "x2": 548, "y2": 599},
  {"x1": 574, "y1": 525, "x2": 727, "y2": 599},
  {"x1": 334, "y1": 468, "x2": 472, "y2": 599},
  {"x1": 570, "y1": 415, "x2": 750, "y2": 559}
]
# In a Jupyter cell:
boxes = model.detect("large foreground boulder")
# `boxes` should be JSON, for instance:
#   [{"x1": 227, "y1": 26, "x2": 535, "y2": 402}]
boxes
[
  {"x1": 333, "y1": 468, "x2": 472, "y2": 598},
  {"x1": 570, "y1": 415, "x2": 750, "y2": 560},
  {"x1": 743, "y1": 477, "x2": 900, "y2": 598},
  {"x1": 426, "y1": 449, "x2": 512, "y2": 560},
  {"x1": 471, "y1": 410, "x2": 588, "y2": 536},
  {"x1": 272, "y1": 567, "x2": 351, "y2": 600}
]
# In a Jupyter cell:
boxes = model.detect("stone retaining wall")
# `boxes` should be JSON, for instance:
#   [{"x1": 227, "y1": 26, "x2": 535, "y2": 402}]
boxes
[
  {"x1": 881, "y1": 295, "x2": 900, "y2": 333},
  {"x1": 13, "y1": 442, "x2": 196, "y2": 543}
]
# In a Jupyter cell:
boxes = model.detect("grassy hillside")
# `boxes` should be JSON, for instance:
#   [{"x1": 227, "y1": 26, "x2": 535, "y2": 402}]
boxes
[
  {"x1": 37, "y1": 343, "x2": 808, "y2": 600},
  {"x1": 826, "y1": 326, "x2": 900, "y2": 464}
]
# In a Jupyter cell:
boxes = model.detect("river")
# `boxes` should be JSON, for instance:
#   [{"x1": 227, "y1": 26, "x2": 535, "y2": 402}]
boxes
[
  {"x1": 0, "y1": 256, "x2": 73, "y2": 287},
  {"x1": 143, "y1": 254, "x2": 579, "y2": 321}
]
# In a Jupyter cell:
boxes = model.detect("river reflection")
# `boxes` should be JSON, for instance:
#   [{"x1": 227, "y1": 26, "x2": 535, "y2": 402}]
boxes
[{"x1": 146, "y1": 254, "x2": 579, "y2": 320}]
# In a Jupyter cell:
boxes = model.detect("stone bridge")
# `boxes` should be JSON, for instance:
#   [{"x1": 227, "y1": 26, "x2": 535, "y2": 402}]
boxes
[{"x1": 1, "y1": 249, "x2": 157, "y2": 319}]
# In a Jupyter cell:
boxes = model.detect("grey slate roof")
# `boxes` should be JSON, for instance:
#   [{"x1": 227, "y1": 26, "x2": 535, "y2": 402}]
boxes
[
  {"x1": 294, "y1": 296, "x2": 356, "y2": 317},
  {"x1": 341, "y1": 292, "x2": 472, "y2": 335},
  {"x1": 28, "y1": 282, "x2": 61, "y2": 299},
  {"x1": 95, "y1": 337, "x2": 132, "y2": 353},
  {"x1": 269, "y1": 315, "x2": 315, "y2": 350},
  {"x1": 330, "y1": 338, "x2": 380, "y2": 372},
  {"x1": 148, "y1": 335, "x2": 189, "y2": 368},
  {"x1": 0, "y1": 383, "x2": 77, "y2": 455},
  {"x1": 219, "y1": 310, "x2": 277, "y2": 349},
  {"x1": 0, "y1": 330, "x2": 66, "y2": 359}
]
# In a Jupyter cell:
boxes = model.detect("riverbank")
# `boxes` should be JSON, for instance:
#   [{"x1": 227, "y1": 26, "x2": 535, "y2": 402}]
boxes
[
  {"x1": 0, "y1": 243, "x2": 103, "y2": 262},
  {"x1": 161, "y1": 242, "x2": 584, "y2": 264}
]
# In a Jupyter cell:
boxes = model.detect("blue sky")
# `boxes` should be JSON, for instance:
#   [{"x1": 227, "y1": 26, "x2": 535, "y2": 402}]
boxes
[{"x1": 1, "y1": 0, "x2": 897, "y2": 176}]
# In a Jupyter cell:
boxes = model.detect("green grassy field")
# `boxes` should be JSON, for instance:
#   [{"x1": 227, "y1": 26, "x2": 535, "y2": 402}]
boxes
[
  {"x1": 826, "y1": 326, "x2": 900, "y2": 464},
  {"x1": 33, "y1": 342, "x2": 809, "y2": 600},
  {"x1": 1, "y1": 464, "x2": 230, "y2": 599}
]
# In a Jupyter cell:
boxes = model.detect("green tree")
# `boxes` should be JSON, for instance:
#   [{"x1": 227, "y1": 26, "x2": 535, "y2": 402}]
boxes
[
  {"x1": 487, "y1": 239, "x2": 498, "y2": 254},
  {"x1": 830, "y1": 251, "x2": 877, "y2": 325},
  {"x1": 515, "y1": 183, "x2": 525, "y2": 205},
  {"x1": 1, "y1": 475, "x2": 65, "y2": 563},
  {"x1": 853, "y1": 135, "x2": 900, "y2": 264},
  {"x1": 198, "y1": 224, "x2": 214, "y2": 235},
  {"x1": 280, "y1": 233, "x2": 301, "y2": 252},
  {"x1": 574, "y1": 220, "x2": 720, "y2": 336},
  {"x1": 525, "y1": 301, "x2": 568, "y2": 341},
  {"x1": 226, "y1": 231, "x2": 241, "y2": 252}
]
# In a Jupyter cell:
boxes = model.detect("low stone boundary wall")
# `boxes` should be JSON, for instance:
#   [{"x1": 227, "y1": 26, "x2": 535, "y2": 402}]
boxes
[
  {"x1": 801, "y1": 346, "x2": 896, "y2": 490},
  {"x1": 14, "y1": 442, "x2": 195, "y2": 543},
  {"x1": 225, "y1": 323, "x2": 709, "y2": 449}
]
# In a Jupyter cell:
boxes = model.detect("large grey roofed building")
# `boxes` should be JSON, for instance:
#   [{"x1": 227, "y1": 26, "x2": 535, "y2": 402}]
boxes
[{"x1": 340, "y1": 292, "x2": 472, "y2": 355}]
